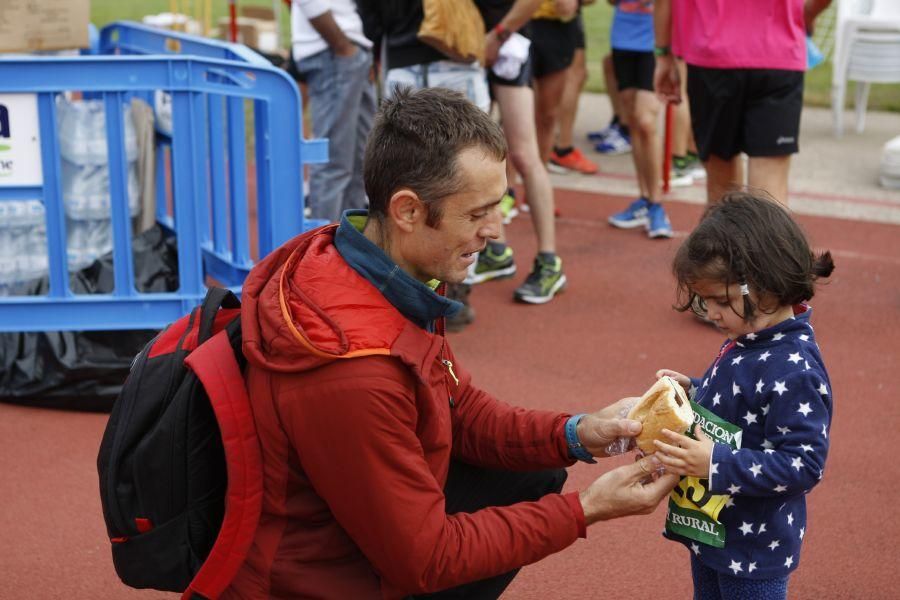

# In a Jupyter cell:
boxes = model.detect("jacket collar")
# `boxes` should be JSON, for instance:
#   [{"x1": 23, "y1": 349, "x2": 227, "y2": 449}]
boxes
[{"x1": 334, "y1": 210, "x2": 462, "y2": 330}]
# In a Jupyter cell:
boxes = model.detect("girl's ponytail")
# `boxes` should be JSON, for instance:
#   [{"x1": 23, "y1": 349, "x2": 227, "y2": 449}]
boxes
[{"x1": 812, "y1": 250, "x2": 835, "y2": 280}]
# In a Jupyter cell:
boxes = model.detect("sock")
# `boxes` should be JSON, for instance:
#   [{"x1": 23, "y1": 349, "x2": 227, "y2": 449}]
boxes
[
  {"x1": 554, "y1": 146, "x2": 574, "y2": 157},
  {"x1": 673, "y1": 155, "x2": 688, "y2": 169},
  {"x1": 619, "y1": 123, "x2": 630, "y2": 137},
  {"x1": 537, "y1": 251, "x2": 557, "y2": 265},
  {"x1": 611, "y1": 115, "x2": 620, "y2": 127},
  {"x1": 506, "y1": 187, "x2": 516, "y2": 199},
  {"x1": 687, "y1": 150, "x2": 699, "y2": 162}
]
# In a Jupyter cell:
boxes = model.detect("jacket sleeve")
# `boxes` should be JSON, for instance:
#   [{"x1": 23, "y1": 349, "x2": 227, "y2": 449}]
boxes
[
  {"x1": 708, "y1": 370, "x2": 832, "y2": 497},
  {"x1": 275, "y1": 357, "x2": 582, "y2": 595},
  {"x1": 446, "y1": 351, "x2": 577, "y2": 470}
]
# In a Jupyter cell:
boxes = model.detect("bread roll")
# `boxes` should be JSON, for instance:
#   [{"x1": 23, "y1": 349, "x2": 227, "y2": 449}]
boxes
[{"x1": 627, "y1": 376, "x2": 694, "y2": 454}]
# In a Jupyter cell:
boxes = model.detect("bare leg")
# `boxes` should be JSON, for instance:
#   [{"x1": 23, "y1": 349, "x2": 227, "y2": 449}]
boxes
[
  {"x1": 602, "y1": 54, "x2": 623, "y2": 122},
  {"x1": 747, "y1": 155, "x2": 791, "y2": 204},
  {"x1": 705, "y1": 155, "x2": 744, "y2": 203},
  {"x1": 493, "y1": 84, "x2": 556, "y2": 253},
  {"x1": 557, "y1": 48, "x2": 587, "y2": 149},
  {"x1": 621, "y1": 89, "x2": 661, "y2": 201},
  {"x1": 533, "y1": 68, "x2": 569, "y2": 163}
]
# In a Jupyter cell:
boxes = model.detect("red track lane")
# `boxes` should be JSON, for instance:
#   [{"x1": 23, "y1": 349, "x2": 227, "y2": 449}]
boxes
[{"x1": 1, "y1": 189, "x2": 898, "y2": 599}]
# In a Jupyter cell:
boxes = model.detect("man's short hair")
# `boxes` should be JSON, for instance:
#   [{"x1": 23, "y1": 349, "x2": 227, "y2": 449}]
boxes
[{"x1": 363, "y1": 87, "x2": 508, "y2": 227}]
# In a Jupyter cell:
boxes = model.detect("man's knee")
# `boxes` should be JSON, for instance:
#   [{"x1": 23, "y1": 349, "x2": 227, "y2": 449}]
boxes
[{"x1": 518, "y1": 468, "x2": 567, "y2": 502}]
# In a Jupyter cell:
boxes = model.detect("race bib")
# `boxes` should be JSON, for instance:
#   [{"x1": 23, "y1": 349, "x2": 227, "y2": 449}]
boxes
[{"x1": 665, "y1": 401, "x2": 742, "y2": 548}]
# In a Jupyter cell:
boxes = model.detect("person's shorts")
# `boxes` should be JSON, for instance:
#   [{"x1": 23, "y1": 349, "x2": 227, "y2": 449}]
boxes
[
  {"x1": 384, "y1": 60, "x2": 490, "y2": 112},
  {"x1": 611, "y1": 49, "x2": 655, "y2": 92},
  {"x1": 530, "y1": 18, "x2": 578, "y2": 79},
  {"x1": 488, "y1": 51, "x2": 533, "y2": 87},
  {"x1": 687, "y1": 66, "x2": 804, "y2": 160},
  {"x1": 573, "y1": 13, "x2": 585, "y2": 50}
]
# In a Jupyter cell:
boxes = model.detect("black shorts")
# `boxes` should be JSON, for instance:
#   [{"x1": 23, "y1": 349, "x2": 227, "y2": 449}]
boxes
[
  {"x1": 687, "y1": 65, "x2": 804, "y2": 161},
  {"x1": 531, "y1": 18, "x2": 578, "y2": 78},
  {"x1": 611, "y1": 49, "x2": 655, "y2": 92},
  {"x1": 573, "y1": 13, "x2": 585, "y2": 50},
  {"x1": 488, "y1": 52, "x2": 534, "y2": 87}
]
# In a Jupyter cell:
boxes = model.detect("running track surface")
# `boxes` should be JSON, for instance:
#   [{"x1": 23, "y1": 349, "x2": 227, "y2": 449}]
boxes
[{"x1": 1, "y1": 189, "x2": 897, "y2": 599}]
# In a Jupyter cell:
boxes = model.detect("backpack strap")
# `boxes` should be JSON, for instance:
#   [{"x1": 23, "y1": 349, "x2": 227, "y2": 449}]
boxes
[
  {"x1": 182, "y1": 329, "x2": 262, "y2": 600},
  {"x1": 197, "y1": 288, "x2": 241, "y2": 345}
]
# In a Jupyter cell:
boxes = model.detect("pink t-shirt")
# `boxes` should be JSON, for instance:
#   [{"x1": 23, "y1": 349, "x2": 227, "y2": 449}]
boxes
[{"x1": 672, "y1": 0, "x2": 806, "y2": 71}]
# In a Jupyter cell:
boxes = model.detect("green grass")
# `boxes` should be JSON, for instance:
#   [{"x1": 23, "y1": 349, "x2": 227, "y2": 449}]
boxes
[
  {"x1": 91, "y1": 0, "x2": 292, "y2": 44},
  {"x1": 580, "y1": 2, "x2": 900, "y2": 112}
]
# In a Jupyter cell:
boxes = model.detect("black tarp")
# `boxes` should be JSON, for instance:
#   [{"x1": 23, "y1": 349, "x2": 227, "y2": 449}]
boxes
[{"x1": 0, "y1": 225, "x2": 179, "y2": 412}]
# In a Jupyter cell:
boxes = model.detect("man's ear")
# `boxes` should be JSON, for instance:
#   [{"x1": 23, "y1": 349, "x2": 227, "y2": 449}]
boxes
[{"x1": 387, "y1": 189, "x2": 425, "y2": 233}]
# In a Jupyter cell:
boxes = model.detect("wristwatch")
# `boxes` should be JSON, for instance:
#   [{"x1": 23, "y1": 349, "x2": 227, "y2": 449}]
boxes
[
  {"x1": 493, "y1": 22, "x2": 513, "y2": 43},
  {"x1": 654, "y1": 45, "x2": 672, "y2": 57}
]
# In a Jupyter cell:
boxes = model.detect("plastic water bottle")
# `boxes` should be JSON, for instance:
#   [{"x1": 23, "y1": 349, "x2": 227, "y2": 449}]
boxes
[{"x1": 806, "y1": 36, "x2": 824, "y2": 70}]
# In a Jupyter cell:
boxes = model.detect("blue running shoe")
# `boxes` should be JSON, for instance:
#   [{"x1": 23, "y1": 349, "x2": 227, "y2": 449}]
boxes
[
  {"x1": 608, "y1": 197, "x2": 651, "y2": 229},
  {"x1": 594, "y1": 125, "x2": 631, "y2": 155},
  {"x1": 646, "y1": 202, "x2": 674, "y2": 239},
  {"x1": 587, "y1": 122, "x2": 616, "y2": 142}
]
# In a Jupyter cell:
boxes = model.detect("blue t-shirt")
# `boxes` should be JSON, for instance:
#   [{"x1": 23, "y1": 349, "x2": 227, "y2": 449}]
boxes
[{"x1": 611, "y1": 0, "x2": 654, "y2": 52}]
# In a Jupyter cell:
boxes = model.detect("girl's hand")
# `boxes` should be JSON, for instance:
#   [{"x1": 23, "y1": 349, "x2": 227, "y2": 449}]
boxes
[
  {"x1": 655, "y1": 369, "x2": 691, "y2": 396},
  {"x1": 653, "y1": 425, "x2": 714, "y2": 478}
]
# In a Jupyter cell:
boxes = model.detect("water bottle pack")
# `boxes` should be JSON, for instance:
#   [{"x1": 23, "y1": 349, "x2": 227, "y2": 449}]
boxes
[
  {"x1": 0, "y1": 97, "x2": 142, "y2": 293},
  {"x1": 0, "y1": 200, "x2": 49, "y2": 293},
  {"x1": 56, "y1": 96, "x2": 139, "y2": 165}
]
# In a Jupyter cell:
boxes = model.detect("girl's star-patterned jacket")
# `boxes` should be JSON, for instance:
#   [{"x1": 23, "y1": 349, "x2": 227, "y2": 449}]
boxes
[{"x1": 666, "y1": 304, "x2": 832, "y2": 579}]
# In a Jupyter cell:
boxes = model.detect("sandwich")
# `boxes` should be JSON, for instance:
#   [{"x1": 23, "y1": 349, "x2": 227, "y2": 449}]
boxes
[{"x1": 627, "y1": 376, "x2": 694, "y2": 455}]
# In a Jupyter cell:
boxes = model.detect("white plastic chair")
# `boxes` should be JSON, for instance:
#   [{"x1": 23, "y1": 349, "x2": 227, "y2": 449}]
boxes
[{"x1": 831, "y1": 0, "x2": 900, "y2": 136}]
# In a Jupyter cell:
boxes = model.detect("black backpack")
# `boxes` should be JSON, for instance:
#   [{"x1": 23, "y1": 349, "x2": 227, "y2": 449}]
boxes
[{"x1": 97, "y1": 288, "x2": 263, "y2": 599}]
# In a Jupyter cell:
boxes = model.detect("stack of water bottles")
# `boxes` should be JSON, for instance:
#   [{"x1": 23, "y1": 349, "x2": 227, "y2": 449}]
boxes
[
  {"x1": 57, "y1": 96, "x2": 140, "y2": 274},
  {"x1": 0, "y1": 199, "x2": 49, "y2": 295},
  {"x1": 0, "y1": 97, "x2": 141, "y2": 296}
]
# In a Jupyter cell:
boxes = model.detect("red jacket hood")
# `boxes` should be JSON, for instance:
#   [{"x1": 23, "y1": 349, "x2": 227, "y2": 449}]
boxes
[{"x1": 241, "y1": 225, "x2": 417, "y2": 374}]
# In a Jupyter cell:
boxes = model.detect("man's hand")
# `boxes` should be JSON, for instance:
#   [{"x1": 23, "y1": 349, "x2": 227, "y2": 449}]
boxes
[
  {"x1": 654, "y1": 54, "x2": 681, "y2": 104},
  {"x1": 576, "y1": 397, "x2": 641, "y2": 457},
  {"x1": 579, "y1": 458, "x2": 679, "y2": 525},
  {"x1": 653, "y1": 425, "x2": 714, "y2": 478}
]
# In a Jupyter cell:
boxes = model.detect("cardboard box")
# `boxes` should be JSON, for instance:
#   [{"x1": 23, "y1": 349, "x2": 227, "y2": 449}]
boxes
[
  {"x1": 0, "y1": 0, "x2": 90, "y2": 53},
  {"x1": 240, "y1": 6, "x2": 276, "y2": 22},
  {"x1": 217, "y1": 16, "x2": 279, "y2": 54}
]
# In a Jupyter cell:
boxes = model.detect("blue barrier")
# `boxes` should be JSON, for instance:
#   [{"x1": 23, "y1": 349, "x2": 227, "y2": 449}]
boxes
[
  {"x1": 0, "y1": 53, "x2": 328, "y2": 332},
  {"x1": 99, "y1": 20, "x2": 269, "y2": 65}
]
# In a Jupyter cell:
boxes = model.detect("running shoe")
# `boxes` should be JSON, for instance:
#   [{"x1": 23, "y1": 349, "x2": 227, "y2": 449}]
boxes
[
  {"x1": 669, "y1": 166, "x2": 694, "y2": 187},
  {"x1": 594, "y1": 124, "x2": 631, "y2": 155},
  {"x1": 608, "y1": 197, "x2": 651, "y2": 229},
  {"x1": 549, "y1": 147, "x2": 599, "y2": 175},
  {"x1": 587, "y1": 122, "x2": 618, "y2": 142},
  {"x1": 646, "y1": 202, "x2": 674, "y2": 239},
  {"x1": 499, "y1": 192, "x2": 519, "y2": 224},
  {"x1": 465, "y1": 244, "x2": 516, "y2": 285},
  {"x1": 513, "y1": 255, "x2": 567, "y2": 304},
  {"x1": 444, "y1": 283, "x2": 475, "y2": 332}
]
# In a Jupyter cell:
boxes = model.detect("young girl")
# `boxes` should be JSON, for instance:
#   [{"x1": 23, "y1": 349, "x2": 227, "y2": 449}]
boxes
[{"x1": 653, "y1": 190, "x2": 834, "y2": 599}]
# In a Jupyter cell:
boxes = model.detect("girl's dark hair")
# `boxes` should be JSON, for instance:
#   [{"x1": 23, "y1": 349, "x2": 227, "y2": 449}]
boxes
[
  {"x1": 673, "y1": 189, "x2": 835, "y2": 322},
  {"x1": 363, "y1": 86, "x2": 507, "y2": 227}
]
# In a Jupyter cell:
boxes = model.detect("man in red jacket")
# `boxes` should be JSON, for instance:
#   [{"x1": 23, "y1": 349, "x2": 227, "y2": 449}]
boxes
[{"x1": 226, "y1": 87, "x2": 677, "y2": 599}]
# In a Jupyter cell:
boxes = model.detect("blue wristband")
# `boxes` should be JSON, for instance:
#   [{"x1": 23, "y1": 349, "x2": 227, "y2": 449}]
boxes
[{"x1": 565, "y1": 414, "x2": 597, "y2": 464}]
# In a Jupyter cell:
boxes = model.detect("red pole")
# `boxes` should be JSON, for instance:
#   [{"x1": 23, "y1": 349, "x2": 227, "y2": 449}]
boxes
[
  {"x1": 229, "y1": 0, "x2": 238, "y2": 43},
  {"x1": 662, "y1": 102, "x2": 673, "y2": 194}
]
